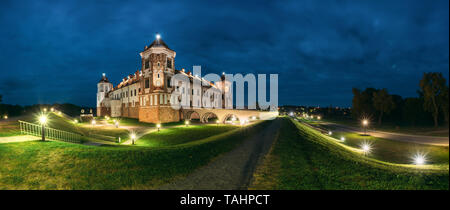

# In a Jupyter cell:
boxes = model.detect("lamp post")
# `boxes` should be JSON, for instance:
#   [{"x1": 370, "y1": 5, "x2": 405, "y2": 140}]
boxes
[
  {"x1": 362, "y1": 119, "x2": 369, "y2": 135},
  {"x1": 115, "y1": 121, "x2": 119, "y2": 128},
  {"x1": 92, "y1": 120, "x2": 96, "y2": 128},
  {"x1": 185, "y1": 120, "x2": 190, "y2": 127},
  {"x1": 39, "y1": 114, "x2": 48, "y2": 141},
  {"x1": 157, "y1": 123, "x2": 161, "y2": 132},
  {"x1": 131, "y1": 133, "x2": 136, "y2": 145},
  {"x1": 216, "y1": 120, "x2": 219, "y2": 126}
]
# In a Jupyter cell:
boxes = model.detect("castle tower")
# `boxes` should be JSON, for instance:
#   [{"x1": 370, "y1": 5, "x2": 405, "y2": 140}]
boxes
[
  {"x1": 97, "y1": 73, "x2": 113, "y2": 116},
  {"x1": 138, "y1": 34, "x2": 180, "y2": 123}
]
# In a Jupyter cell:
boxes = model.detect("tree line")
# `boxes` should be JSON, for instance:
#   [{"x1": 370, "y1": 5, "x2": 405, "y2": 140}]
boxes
[
  {"x1": 0, "y1": 95, "x2": 91, "y2": 118},
  {"x1": 352, "y1": 72, "x2": 449, "y2": 127}
]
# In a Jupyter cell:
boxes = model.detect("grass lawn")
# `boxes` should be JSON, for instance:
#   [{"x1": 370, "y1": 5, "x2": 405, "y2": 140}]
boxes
[
  {"x1": 0, "y1": 113, "x2": 132, "y2": 142},
  {"x1": 0, "y1": 121, "x2": 22, "y2": 137},
  {"x1": 305, "y1": 119, "x2": 449, "y2": 164},
  {"x1": 106, "y1": 117, "x2": 184, "y2": 127},
  {"x1": 329, "y1": 131, "x2": 449, "y2": 165},
  {"x1": 324, "y1": 118, "x2": 449, "y2": 137},
  {"x1": 250, "y1": 118, "x2": 449, "y2": 190},
  {"x1": 136, "y1": 124, "x2": 238, "y2": 147},
  {"x1": 0, "y1": 121, "x2": 270, "y2": 189}
]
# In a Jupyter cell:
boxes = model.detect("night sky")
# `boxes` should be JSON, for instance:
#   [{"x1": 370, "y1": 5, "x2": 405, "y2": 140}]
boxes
[{"x1": 0, "y1": 0, "x2": 448, "y2": 107}]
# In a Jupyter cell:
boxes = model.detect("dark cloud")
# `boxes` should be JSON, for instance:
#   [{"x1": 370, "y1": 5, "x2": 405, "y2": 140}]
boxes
[{"x1": 0, "y1": 0, "x2": 448, "y2": 107}]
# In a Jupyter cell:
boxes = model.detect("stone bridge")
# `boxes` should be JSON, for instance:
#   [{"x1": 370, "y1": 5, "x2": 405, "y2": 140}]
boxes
[{"x1": 181, "y1": 108, "x2": 278, "y2": 123}]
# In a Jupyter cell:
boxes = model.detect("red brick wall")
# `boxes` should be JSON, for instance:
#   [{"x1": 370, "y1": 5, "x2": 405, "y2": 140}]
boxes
[
  {"x1": 121, "y1": 103, "x2": 139, "y2": 119},
  {"x1": 97, "y1": 107, "x2": 111, "y2": 117},
  {"x1": 139, "y1": 106, "x2": 180, "y2": 123}
]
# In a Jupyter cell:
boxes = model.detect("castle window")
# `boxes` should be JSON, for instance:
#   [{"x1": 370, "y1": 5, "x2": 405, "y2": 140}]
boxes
[
  {"x1": 167, "y1": 77, "x2": 172, "y2": 88},
  {"x1": 145, "y1": 79, "x2": 150, "y2": 88},
  {"x1": 134, "y1": 89, "x2": 137, "y2": 96},
  {"x1": 157, "y1": 73, "x2": 160, "y2": 78},
  {"x1": 167, "y1": 58, "x2": 172, "y2": 69},
  {"x1": 145, "y1": 60, "x2": 150, "y2": 69}
]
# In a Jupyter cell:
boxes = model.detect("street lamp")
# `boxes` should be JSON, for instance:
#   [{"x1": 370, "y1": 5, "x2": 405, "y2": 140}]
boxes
[
  {"x1": 50, "y1": 107, "x2": 54, "y2": 112},
  {"x1": 92, "y1": 120, "x2": 96, "y2": 127},
  {"x1": 362, "y1": 119, "x2": 369, "y2": 135},
  {"x1": 317, "y1": 116, "x2": 321, "y2": 120},
  {"x1": 131, "y1": 133, "x2": 136, "y2": 145},
  {"x1": 3, "y1": 115, "x2": 7, "y2": 120},
  {"x1": 157, "y1": 123, "x2": 161, "y2": 132},
  {"x1": 340, "y1": 136, "x2": 346, "y2": 141},
  {"x1": 412, "y1": 153, "x2": 427, "y2": 165},
  {"x1": 216, "y1": 120, "x2": 220, "y2": 126},
  {"x1": 115, "y1": 121, "x2": 119, "y2": 128},
  {"x1": 361, "y1": 142, "x2": 372, "y2": 155},
  {"x1": 328, "y1": 131, "x2": 333, "y2": 135},
  {"x1": 38, "y1": 114, "x2": 48, "y2": 141},
  {"x1": 74, "y1": 119, "x2": 78, "y2": 124},
  {"x1": 185, "y1": 120, "x2": 190, "y2": 127}
]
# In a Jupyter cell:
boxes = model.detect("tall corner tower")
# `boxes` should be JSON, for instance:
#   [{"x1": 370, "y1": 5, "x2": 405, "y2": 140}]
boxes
[
  {"x1": 97, "y1": 73, "x2": 113, "y2": 116},
  {"x1": 138, "y1": 33, "x2": 180, "y2": 123}
]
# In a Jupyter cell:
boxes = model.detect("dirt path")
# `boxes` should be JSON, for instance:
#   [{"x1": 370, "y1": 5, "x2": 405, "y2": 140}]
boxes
[
  {"x1": 159, "y1": 119, "x2": 281, "y2": 190},
  {"x1": 0, "y1": 135, "x2": 40, "y2": 143}
]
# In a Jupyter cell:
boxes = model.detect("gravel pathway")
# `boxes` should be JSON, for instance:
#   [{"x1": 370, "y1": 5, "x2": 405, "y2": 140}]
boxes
[{"x1": 159, "y1": 119, "x2": 281, "y2": 190}]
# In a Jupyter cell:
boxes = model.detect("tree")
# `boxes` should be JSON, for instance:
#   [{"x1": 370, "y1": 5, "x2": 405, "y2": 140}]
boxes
[
  {"x1": 402, "y1": 98, "x2": 423, "y2": 126},
  {"x1": 373, "y1": 89, "x2": 395, "y2": 125},
  {"x1": 0, "y1": 94, "x2": 2, "y2": 103},
  {"x1": 352, "y1": 88, "x2": 377, "y2": 119},
  {"x1": 419, "y1": 72, "x2": 447, "y2": 127},
  {"x1": 439, "y1": 85, "x2": 449, "y2": 125}
]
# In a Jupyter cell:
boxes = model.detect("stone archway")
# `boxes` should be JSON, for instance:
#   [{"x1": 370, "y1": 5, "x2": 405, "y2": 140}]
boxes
[
  {"x1": 223, "y1": 114, "x2": 239, "y2": 124},
  {"x1": 185, "y1": 110, "x2": 201, "y2": 122},
  {"x1": 201, "y1": 112, "x2": 219, "y2": 123}
]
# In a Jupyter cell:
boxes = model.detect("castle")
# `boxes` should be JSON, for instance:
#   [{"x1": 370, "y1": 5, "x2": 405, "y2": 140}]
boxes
[{"x1": 96, "y1": 34, "x2": 232, "y2": 123}]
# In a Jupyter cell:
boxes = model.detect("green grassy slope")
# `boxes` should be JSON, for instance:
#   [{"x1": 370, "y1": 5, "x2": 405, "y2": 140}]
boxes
[
  {"x1": 136, "y1": 125, "x2": 238, "y2": 147},
  {"x1": 250, "y1": 118, "x2": 449, "y2": 190},
  {"x1": 0, "y1": 121, "x2": 270, "y2": 190},
  {"x1": 0, "y1": 113, "x2": 131, "y2": 142},
  {"x1": 330, "y1": 131, "x2": 449, "y2": 164}
]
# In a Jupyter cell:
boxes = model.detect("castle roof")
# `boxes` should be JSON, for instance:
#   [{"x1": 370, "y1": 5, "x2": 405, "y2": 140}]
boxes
[
  {"x1": 148, "y1": 38, "x2": 172, "y2": 50},
  {"x1": 99, "y1": 74, "x2": 110, "y2": 83}
]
